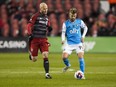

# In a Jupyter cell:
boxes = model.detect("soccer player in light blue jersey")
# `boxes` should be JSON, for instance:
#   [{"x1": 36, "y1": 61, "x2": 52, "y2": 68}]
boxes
[{"x1": 61, "y1": 8, "x2": 88, "y2": 79}]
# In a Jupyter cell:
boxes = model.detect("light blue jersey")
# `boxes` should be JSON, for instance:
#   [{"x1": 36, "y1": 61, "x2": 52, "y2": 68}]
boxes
[
  {"x1": 62, "y1": 19, "x2": 87, "y2": 45},
  {"x1": 61, "y1": 18, "x2": 88, "y2": 74}
]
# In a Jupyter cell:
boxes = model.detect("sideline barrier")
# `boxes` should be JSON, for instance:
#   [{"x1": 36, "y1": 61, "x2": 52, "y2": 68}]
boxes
[
  {"x1": 0, "y1": 37, "x2": 28, "y2": 52},
  {"x1": 0, "y1": 37, "x2": 116, "y2": 53},
  {"x1": 48, "y1": 37, "x2": 116, "y2": 53}
]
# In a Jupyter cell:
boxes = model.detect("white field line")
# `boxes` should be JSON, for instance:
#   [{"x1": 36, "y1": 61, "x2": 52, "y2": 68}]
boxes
[
  {"x1": 0, "y1": 68, "x2": 115, "y2": 74},
  {"x1": 0, "y1": 71, "x2": 115, "y2": 74}
]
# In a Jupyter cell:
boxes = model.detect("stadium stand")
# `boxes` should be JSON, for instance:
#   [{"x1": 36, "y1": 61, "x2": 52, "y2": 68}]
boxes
[{"x1": 0, "y1": 0, "x2": 115, "y2": 37}]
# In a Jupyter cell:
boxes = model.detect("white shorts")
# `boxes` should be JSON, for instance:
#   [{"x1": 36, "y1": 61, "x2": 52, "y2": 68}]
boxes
[{"x1": 62, "y1": 42, "x2": 84, "y2": 55}]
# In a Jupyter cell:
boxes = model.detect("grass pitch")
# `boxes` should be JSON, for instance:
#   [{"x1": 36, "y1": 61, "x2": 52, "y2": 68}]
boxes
[{"x1": 0, "y1": 53, "x2": 116, "y2": 87}]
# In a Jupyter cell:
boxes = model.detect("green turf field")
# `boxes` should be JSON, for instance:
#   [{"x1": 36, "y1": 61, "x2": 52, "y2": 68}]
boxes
[{"x1": 0, "y1": 53, "x2": 116, "y2": 87}]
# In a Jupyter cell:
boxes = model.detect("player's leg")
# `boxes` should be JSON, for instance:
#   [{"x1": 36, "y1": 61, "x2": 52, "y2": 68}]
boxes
[
  {"x1": 29, "y1": 38, "x2": 39, "y2": 62},
  {"x1": 62, "y1": 44, "x2": 72, "y2": 72},
  {"x1": 42, "y1": 51, "x2": 52, "y2": 79},
  {"x1": 76, "y1": 43, "x2": 85, "y2": 79},
  {"x1": 29, "y1": 51, "x2": 38, "y2": 62},
  {"x1": 62, "y1": 52, "x2": 71, "y2": 67},
  {"x1": 77, "y1": 52, "x2": 85, "y2": 73},
  {"x1": 40, "y1": 38, "x2": 52, "y2": 79},
  {"x1": 77, "y1": 52, "x2": 85, "y2": 79},
  {"x1": 28, "y1": 35, "x2": 33, "y2": 60},
  {"x1": 62, "y1": 52, "x2": 71, "y2": 72}
]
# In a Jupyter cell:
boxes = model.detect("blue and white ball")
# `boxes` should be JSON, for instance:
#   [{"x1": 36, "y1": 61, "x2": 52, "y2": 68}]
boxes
[{"x1": 74, "y1": 70, "x2": 84, "y2": 79}]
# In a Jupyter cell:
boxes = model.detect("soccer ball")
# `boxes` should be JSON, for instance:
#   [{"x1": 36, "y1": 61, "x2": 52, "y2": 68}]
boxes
[{"x1": 74, "y1": 70, "x2": 84, "y2": 79}]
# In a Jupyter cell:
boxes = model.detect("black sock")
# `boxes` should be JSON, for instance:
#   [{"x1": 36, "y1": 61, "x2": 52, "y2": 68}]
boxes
[
  {"x1": 43, "y1": 58, "x2": 49, "y2": 73},
  {"x1": 29, "y1": 55, "x2": 32, "y2": 60}
]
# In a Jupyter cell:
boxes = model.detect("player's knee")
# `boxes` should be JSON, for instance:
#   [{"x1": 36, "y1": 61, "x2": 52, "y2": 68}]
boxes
[
  {"x1": 31, "y1": 56, "x2": 37, "y2": 62},
  {"x1": 62, "y1": 52, "x2": 69, "y2": 59},
  {"x1": 42, "y1": 52, "x2": 48, "y2": 58},
  {"x1": 78, "y1": 52, "x2": 84, "y2": 58}
]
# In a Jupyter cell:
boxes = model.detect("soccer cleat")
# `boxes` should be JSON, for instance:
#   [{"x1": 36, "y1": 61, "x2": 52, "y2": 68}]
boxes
[
  {"x1": 45, "y1": 73, "x2": 52, "y2": 79},
  {"x1": 29, "y1": 55, "x2": 37, "y2": 62},
  {"x1": 62, "y1": 66, "x2": 70, "y2": 72},
  {"x1": 29, "y1": 55, "x2": 32, "y2": 60},
  {"x1": 82, "y1": 75, "x2": 86, "y2": 80}
]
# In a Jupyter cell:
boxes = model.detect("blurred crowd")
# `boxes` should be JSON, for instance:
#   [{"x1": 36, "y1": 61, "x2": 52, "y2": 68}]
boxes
[{"x1": 0, "y1": 0, "x2": 116, "y2": 37}]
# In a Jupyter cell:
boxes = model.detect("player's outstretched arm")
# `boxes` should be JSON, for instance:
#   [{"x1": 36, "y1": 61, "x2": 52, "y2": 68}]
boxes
[
  {"x1": 61, "y1": 23, "x2": 66, "y2": 45},
  {"x1": 81, "y1": 20, "x2": 88, "y2": 43},
  {"x1": 81, "y1": 37, "x2": 84, "y2": 43},
  {"x1": 27, "y1": 13, "x2": 39, "y2": 36}
]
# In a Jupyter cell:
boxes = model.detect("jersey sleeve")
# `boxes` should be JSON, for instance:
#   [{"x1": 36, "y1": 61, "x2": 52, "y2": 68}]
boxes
[
  {"x1": 61, "y1": 22, "x2": 66, "y2": 41},
  {"x1": 29, "y1": 13, "x2": 39, "y2": 24},
  {"x1": 27, "y1": 13, "x2": 39, "y2": 35},
  {"x1": 80, "y1": 20, "x2": 88, "y2": 38}
]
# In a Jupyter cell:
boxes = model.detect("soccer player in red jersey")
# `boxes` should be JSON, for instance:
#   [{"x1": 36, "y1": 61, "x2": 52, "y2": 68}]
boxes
[{"x1": 27, "y1": 2, "x2": 52, "y2": 79}]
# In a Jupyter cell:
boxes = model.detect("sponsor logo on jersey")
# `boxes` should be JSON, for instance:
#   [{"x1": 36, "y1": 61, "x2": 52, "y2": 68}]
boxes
[{"x1": 70, "y1": 28, "x2": 79, "y2": 34}]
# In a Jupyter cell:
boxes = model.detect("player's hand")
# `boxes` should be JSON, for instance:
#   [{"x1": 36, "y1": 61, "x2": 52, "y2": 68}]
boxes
[
  {"x1": 47, "y1": 42, "x2": 51, "y2": 47},
  {"x1": 27, "y1": 23, "x2": 32, "y2": 35},
  {"x1": 28, "y1": 35, "x2": 33, "y2": 41},
  {"x1": 81, "y1": 37, "x2": 84, "y2": 43},
  {"x1": 47, "y1": 26, "x2": 52, "y2": 32}
]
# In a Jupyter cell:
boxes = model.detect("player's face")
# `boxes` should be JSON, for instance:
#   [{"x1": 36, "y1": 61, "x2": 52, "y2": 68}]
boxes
[
  {"x1": 69, "y1": 13, "x2": 77, "y2": 21},
  {"x1": 40, "y1": 5, "x2": 48, "y2": 14}
]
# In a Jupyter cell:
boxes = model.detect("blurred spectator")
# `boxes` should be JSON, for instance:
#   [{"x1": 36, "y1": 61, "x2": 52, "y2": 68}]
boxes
[
  {"x1": 10, "y1": 19, "x2": 19, "y2": 37},
  {"x1": 76, "y1": 3, "x2": 84, "y2": 19},
  {"x1": 0, "y1": 0, "x2": 6, "y2": 5},
  {"x1": 1, "y1": 23, "x2": 10, "y2": 37},
  {"x1": 106, "y1": 13, "x2": 116, "y2": 36},
  {"x1": 18, "y1": 0, "x2": 25, "y2": 9},
  {"x1": 73, "y1": 0, "x2": 81, "y2": 8},
  {"x1": 0, "y1": 18, "x2": 4, "y2": 29},
  {"x1": 36, "y1": 0, "x2": 42, "y2": 11},
  {"x1": 91, "y1": 23, "x2": 98, "y2": 37},
  {"x1": 108, "y1": 0, "x2": 116, "y2": 15},
  {"x1": 58, "y1": 13, "x2": 66, "y2": 35},
  {"x1": 1, "y1": 13, "x2": 8, "y2": 24},
  {"x1": 13, "y1": 11, "x2": 22, "y2": 21},
  {"x1": 0, "y1": 4, "x2": 8, "y2": 24},
  {"x1": 49, "y1": 13, "x2": 58, "y2": 36},
  {"x1": 6, "y1": 0, "x2": 18, "y2": 16},
  {"x1": 97, "y1": 13, "x2": 108, "y2": 36},
  {"x1": 91, "y1": 0, "x2": 100, "y2": 18},
  {"x1": 26, "y1": 2, "x2": 35, "y2": 17},
  {"x1": 0, "y1": 0, "x2": 115, "y2": 37},
  {"x1": 46, "y1": 0, "x2": 54, "y2": 12},
  {"x1": 64, "y1": 0, "x2": 72, "y2": 12},
  {"x1": 20, "y1": 18, "x2": 28, "y2": 37},
  {"x1": 55, "y1": 0, "x2": 64, "y2": 15},
  {"x1": 83, "y1": 2, "x2": 94, "y2": 36}
]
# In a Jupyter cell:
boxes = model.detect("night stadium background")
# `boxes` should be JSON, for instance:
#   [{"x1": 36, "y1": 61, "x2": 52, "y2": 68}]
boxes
[{"x1": 0, "y1": 0, "x2": 116, "y2": 87}]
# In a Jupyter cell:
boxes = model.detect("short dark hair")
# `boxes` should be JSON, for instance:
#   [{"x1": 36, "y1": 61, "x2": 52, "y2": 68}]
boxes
[{"x1": 69, "y1": 8, "x2": 77, "y2": 14}]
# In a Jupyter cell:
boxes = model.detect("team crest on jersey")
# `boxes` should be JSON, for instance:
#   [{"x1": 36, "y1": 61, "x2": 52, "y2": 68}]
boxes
[{"x1": 77, "y1": 23, "x2": 81, "y2": 27}]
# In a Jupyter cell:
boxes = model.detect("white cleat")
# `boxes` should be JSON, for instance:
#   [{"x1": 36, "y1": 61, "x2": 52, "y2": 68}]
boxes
[
  {"x1": 82, "y1": 75, "x2": 86, "y2": 80},
  {"x1": 62, "y1": 66, "x2": 70, "y2": 72},
  {"x1": 45, "y1": 73, "x2": 52, "y2": 79}
]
